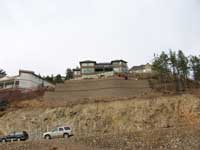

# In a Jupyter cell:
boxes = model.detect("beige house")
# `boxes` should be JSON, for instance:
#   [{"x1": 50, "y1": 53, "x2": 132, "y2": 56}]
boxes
[
  {"x1": 73, "y1": 60, "x2": 128, "y2": 79},
  {"x1": 72, "y1": 68, "x2": 81, "y2": 80},
  {"x1": 129, "y1": 63, "x2": 152, "y2": 74}
]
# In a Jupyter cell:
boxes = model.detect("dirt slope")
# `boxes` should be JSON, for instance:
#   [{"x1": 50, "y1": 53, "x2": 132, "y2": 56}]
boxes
[
  {"x1": 1, "y1": 79, "x2": 200, "y2": 149},
  {"x1": 43, "y1": 79, "x2": 151, "y2": 107},
  {"x1": 1, "y1": 94, "x2": 200, "y2": 149}
]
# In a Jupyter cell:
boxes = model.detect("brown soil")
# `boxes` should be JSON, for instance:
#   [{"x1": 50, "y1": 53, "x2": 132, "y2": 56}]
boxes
[
  {"x1": 43, "y1": 79, "x2": 152, "y2": 107},
  {"x1": 0, "y1": 139, "x2": 100, "y2": 150}
]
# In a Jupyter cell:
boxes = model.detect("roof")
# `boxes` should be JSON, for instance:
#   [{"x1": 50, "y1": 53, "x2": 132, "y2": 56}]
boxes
[
  {"x1": 130, "y1": 65, "x2": 145, "y2": 71},
  {"x1": 73, "y1": 68, "x2": 81, "y2": 71},
  {"x1": 95, "y1": 63, "x2": 113, "y2": 69},
  {"x1": 19, "y1": 69, "x2": 44, "y2": 80},
  {"x1": 19, "y1": 70, "x2": 34, "y2": 74},
  {"x1": 0, "y1": 76, "x2": 18, "y2": 82},
  {"x1": 96, "y1": 62, "x2": 112, "y2": 65},
  {"x1": 0, "y1": 70, "x2": 55, "y2": 86},
  {"x1": 129, "y1": 63, "x2": 151, "y2": 71},
  {"x1": 80, "y1": 60, "x2": 96, "y2": 64},
  {"x1": 111, "y1": 60, "x2": 127, "y2": 63}
]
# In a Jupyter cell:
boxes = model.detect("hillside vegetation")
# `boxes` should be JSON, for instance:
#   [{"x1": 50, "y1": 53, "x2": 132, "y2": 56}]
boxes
[{"x1": 43, "y1": 79, "x2": 151, "y2": 107}]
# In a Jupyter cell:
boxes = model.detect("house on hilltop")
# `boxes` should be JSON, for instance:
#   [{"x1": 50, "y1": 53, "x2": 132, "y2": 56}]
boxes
[
  {"x1": 0, "y1": 70, "x2": 55, "y2": 90},
  {"x1": 72, "y1": 68, "x2": 81, "y2": 79},
  {"x1": 73, "y1": 60, "x2": 128, "y2": 79},
  {"x1": 129, "y1": 63, "x2": 152, "y2": 74}
]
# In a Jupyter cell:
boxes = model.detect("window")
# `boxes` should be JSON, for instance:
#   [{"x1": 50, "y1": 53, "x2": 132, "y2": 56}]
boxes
[
  {"x1": 52, "y1": 128, "x2": 58, "y2": 132},
  {"x1": 59, "y1": 128, "x2": 64, "y2": 131},
  {"x1": 9, "y1": 132, "x2": 15, "y2": 136},
  {"x1": 114, "y1": 68, "x2": 120, "y2": 72},
  {"x1": 64, "y1": 127, "x2": 70, "y2": 130},
  {"x1": 122, "y1": 67, "x2": 128, "y2": 73},
  {"x1": 81, "y1": 68, "x2": 95, "y2": 74},
  {"x1": 82, "y1": 63, "x2": 95, "y2": 67},
  {"x1": 0, "y1": 83, "x2": 3, "y2": 88},
  {"x1": 15, "y1": 80, "x2": 19, "y2": 87},
  {"x1": 5, "y1": 82, "x2": 14, "y2": 88},
  {"x1": 15, "y1": 81, "x2": 19, "y2": 85},
  {"x1": 112, "y1": 62, "x2": 120, "y2": 65},
  {"x1": 74, "y1": 71, "x2": 80, "y2": 75},
  {"x1": 5, "y1": 82, "x2": 14, "y2": 86},
  {"x1": 105, "y1": 68, "x2": 113, "y2": 72},
  {"x1": 15, "y1": 132, "x2": 22, "y2": 135}
]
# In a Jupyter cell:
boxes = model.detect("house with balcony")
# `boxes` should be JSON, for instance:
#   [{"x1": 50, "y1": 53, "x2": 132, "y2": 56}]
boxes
[{"x1": 73, "y1": 60, "x2": 128, "y2": 79}]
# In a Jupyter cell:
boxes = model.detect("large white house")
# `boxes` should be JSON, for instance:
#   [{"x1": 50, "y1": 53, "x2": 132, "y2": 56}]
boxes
[{"x1": 0, "y1": 70, "x2": 55, "y2": 90}]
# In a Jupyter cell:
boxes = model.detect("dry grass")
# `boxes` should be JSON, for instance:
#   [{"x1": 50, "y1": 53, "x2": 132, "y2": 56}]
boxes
[
  {"x1": 1, "y1": 79, "x2": 200, "y2": 149},
  {"x1": 42, "y1": 79, "x2": 152, "y2": 107}
]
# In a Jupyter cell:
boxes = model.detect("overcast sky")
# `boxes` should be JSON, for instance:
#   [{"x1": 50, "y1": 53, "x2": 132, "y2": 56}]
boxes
[{"x1": 0, "y1": 0, "x2": 200, "y2": 76}]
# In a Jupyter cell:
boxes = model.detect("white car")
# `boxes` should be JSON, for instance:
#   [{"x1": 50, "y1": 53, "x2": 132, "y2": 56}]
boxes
[{"x1": 43, "y1": 126, "x2": 73, "y2": 139}]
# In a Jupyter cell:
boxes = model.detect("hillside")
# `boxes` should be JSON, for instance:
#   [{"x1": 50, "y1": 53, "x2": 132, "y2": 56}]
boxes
[
  {"x1": 43, "y1": 79, "x2": 151, "y2": 106},
  {"x1": 1, "y1": 94, "x2": 200, "y2": 149},
  {"x1": 0, "y1": 79, "x2": 200, "y2": 149}
]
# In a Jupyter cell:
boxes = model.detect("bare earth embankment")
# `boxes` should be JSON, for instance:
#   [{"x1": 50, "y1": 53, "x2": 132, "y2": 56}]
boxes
[{"x1": 0, "y1": 79, "x2": 200, "y2": 149}]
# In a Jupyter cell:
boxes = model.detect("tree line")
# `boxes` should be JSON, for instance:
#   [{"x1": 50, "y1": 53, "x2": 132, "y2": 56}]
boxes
[
  {"x1": 152, "y1": 50, "x2": 200, "y2": 92},
  {"x1": 44, "y1": 68, "x2": 73, "y2": 84}
]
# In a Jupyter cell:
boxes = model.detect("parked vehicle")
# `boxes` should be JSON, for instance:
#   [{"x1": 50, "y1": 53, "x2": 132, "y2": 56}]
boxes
[
  {"x1": 0, "y1": 131, "x2": 29, "y2": 143},
  {"x1": 0, "y1": 100, "x2": 8, "y2": 111},
  {"x1": 0, "y1": 136, "x2": 7, "y2": 143},
  {"x1": 43, "y1": 126, "x2": 73, "y2": 139}
]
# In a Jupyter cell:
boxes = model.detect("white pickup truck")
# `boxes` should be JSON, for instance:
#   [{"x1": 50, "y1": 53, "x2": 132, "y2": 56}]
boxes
[{"x1": 43, "y1": 126, "x2": 73, "y2": 139}]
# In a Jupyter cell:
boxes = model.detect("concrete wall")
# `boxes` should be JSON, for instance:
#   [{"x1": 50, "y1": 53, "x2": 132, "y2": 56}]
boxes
[
  {"x1": 81, "y1": 71, "x2": 114, "y2": 79},
  {"x1": 18, "y1": 73, "x2": 54, "y2": 89},
  {"x1": 18, "y1": 73, "x2": 42, "y2": 88}
]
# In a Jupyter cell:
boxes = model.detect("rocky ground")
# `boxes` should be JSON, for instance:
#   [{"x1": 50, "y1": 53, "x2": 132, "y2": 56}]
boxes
[
  {"x1": 1, "y1": 126, "x2": 200, "y2": 150},
  {"x1": 0, "y1": 139, "x2": 97, "y2": 150},
  {"x1": 1, "y1": 94, "x2": 200, "y2": 149},
  {"x1": 73, "y1": 127, "x2": 200, "y2": 150}
]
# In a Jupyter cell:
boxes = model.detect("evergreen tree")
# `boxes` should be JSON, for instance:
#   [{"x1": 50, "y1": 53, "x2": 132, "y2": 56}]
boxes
[
  {"x1": 177, "y1": 50, "x2": 189, "y2": 90},
  {"x1": 169, "y1": 50, "x2": 184, "y2": 92},
  {"x1": 65, "y1": 68, "x2": 73, "y2": 80},
  {"x1": 190, "y1": 55, "x2": 200, "y2": 81},
  {"x1": 55, "y1": 74, "x2": 64, "y2": 83},
  {"x1": 45, "y1": 75, "x2": 54, "y2": 83},
  {"x1": 177, "y1": 50, "x2": 189, "y2": 80},
  {"x1": 169, "y1": 50, "x2": 178, "y2": 76},
  {"x1": 153, "y1": 50, "x2": 199, "y2": 92},
  {"x1": 152, "y1": 51, "x2": 170, "y2": 89},
  {"x1": 0, "y1": 69, "x2": 6, "y2": 78}
]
